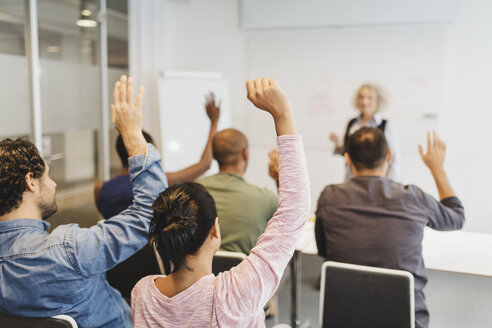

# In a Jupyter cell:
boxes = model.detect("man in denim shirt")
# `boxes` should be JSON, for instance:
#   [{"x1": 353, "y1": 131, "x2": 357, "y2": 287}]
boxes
[{"x1": 0, "y1": 76, "x2": 166, "y2": 328}]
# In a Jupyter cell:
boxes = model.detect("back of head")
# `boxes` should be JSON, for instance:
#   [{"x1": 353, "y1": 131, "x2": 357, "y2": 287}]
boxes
[
  {"x1": 346, "y1": 127, "x2": 388, "y2": 171},
  {"x1": 150, "y1": 182, "x2": 217, "y2": 275},
  {"x1": 116, "y1": 130, "x2": 154, "y2": 167},
  {"x1": 0, "y1": 138, "x2": 45, "y2": 216},
  {"x1": 212, "y1": 129, "x2": 248, "y2": 167}
]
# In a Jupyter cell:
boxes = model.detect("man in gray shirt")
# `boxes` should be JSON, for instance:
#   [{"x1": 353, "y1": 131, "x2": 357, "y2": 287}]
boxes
[{"x1": 315, "y1": 128, "x2": 465, "y2": 328}]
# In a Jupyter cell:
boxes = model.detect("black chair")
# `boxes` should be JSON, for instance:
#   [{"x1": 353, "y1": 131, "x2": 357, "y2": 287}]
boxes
[
  {"x1": 319, "y1": 261, "x2": 415, "y2": 328},
  {"x1": 212, "y1": 250, "x2": 279, "y2": 321},
  {"x1": 106, "y1": 245, "x2": 161, "y2": 301},
  {"x1": 212, "y1": 250, "x2": 247, "y2": 275},
  {"x1": 0, "y1": 313, "x2": 77, "y2": 328}
]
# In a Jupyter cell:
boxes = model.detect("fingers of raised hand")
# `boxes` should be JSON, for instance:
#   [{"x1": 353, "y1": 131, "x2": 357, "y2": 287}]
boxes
[
  {"x1": 436, "y1": 134, "x2": 446, "y2": 151},
  {"x1": 127, "y1": 77, "x2": 134, "y2": 105},
  {"x1": 254, "y1": 78, "x2": 262, "y2": 94},
  {"x1": 135, "y1": 86, "x2": 144, "y2": 109},
  {"x1": 119, "y1": 75, "x2": 127, "y2": 105},
  {"x1": 418, "y1": 144, "x2": 424, "y2": 159},
  {"x1": 113, "y1": 81, "x2": 120, "y2": 106},
  {"x1": 246, "y1": 80, "x2": 255, "y2": 100},
  {"x1": 261, "y1": 77, "x2": 269, "y2": 90}
]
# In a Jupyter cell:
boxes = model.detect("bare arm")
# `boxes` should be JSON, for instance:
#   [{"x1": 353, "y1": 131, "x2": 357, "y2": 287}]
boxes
[
  {"x1": 418, "y1": 131, "x2": 455, "y2": 200},
  {"x1": 166, "y1": 93, "x2": 220, "y2": 185},
  {"x1": 246, "y1": 77, "x2": 296, "y2": 135},
  {"x1": 72, "y1": 76, "x2": 167, "y2": 275}
]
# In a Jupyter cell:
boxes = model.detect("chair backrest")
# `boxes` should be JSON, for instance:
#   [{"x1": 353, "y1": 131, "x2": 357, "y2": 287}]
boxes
[
  {"x1": 106, "y1": 245, "x2": 161, "y2": 299},
  {"x1": 212, "y1": 250, "x2": 247, "y2": 275},
  {"x1": 0, "y1": 313, "x2": 78, "y2": 328},
  {"x1": 319, "y1": 261, "x2": 415, "y2": 328}
]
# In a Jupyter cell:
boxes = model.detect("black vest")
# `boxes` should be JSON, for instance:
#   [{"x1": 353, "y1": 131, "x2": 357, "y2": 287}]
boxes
[{"x1": 343, "y1": 118, "x2": 387, "y2": 151}]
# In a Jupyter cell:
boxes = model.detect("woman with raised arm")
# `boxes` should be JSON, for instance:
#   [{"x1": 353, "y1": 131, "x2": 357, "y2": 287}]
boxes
[
  {"x1": 131, "y1": 77, "x2": 310, "y2": 327},
  {"x1": 330, "y1": 83, "x2": 401, "y2": 182}
]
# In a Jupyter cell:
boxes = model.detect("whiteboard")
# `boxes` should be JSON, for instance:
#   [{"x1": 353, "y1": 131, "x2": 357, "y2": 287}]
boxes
[
  {"x1": 157, "y1": 72, "x2": 231, "y2": 174},
  {"x1": 241, "y1": 0, "x2": 457, "y2": 29}
]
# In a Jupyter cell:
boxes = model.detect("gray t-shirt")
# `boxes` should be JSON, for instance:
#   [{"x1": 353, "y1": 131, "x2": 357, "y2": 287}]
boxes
[{"x1": 315, "y1": 176, "x2": 465, "y2": 328}]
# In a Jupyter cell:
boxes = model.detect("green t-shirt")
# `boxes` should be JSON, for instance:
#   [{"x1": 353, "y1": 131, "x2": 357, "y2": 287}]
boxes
[{"x1": 199, "y1": 173, "x2": 278, "y2": 255}]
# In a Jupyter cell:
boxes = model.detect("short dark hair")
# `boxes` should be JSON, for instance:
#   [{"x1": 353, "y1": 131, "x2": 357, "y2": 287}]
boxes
[
  {"x1": 346, "y1": 127, "x2": 388, "y2": 171},
  {"x1": 149, "y1": 182, "x2": 217, "y2": 275},
  {"x1": 0, "y1": 138, "x2": 46, "y2": 216},
  {"x1": 116, "y1": 130, "x2": 154, "y2": 167}
]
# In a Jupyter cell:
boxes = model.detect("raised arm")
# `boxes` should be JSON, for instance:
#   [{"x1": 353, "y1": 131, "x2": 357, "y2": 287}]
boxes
[
  {"x1": 67, "y1": 75, "x2": 168, "y2": 276},
  {"x1": 165, "y1": 92, "x2": 220, "y2": 185},
  {"x1": 216, "y1": 77, "x2": 310, "y2": 320},
  {"x1": 418, "y1": 131, "x2": 464, "y2": 230},
  {"x1": 419, "y1": 131, "x2": 455, "y2": 200}
]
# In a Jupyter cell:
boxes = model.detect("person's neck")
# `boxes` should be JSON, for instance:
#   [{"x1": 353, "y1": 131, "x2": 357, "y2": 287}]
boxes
[
  {"x1": 360, "y1": 114, "x2": 373, "y2": 125},
  {"x1": 156, "y1": 252, "x2": 213, "y2": 297},
  {"x1": 352, "y1": 168, "x2": 387, "y2": 178},
  {"x1": 218, "y1": 165, "x2": 244, "y2": 177},
  {"x1": 121, "y1": 166, "x2": 130, "y2": 175},
  {"x1": 0, "y1": 202, "x2": 41, "y2": 222}
]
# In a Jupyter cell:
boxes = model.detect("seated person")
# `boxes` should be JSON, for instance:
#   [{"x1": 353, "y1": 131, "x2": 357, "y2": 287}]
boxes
[
  {"x1": 131, "y1": 77, "x2": 310, "y2": 327},
  {"x1": 0, "y1": 76, "x2": 166, "y2": 328},
  {"x1": 95, "y1": 92, "x2": 220, "y2": 219},
  {"x1": 199, "y1": 128, "x2": 278, "y2": 254},
  {"x1": 315, "y1": 128, "x2": 465, "y2": 328},
  {"x1": 95, "y1": 95, "x2": 220, "y2": 300}
]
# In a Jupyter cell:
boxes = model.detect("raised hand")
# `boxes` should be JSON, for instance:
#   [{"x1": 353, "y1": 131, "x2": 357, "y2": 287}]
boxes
[
  {"x1": 267, "y1": 148, "x2": 279, "y2": 187},
  {"x1": 246, "y1": 77, "x2": 296, "y2": 136},
  {"x1": 418, "y1": 131, "x2": 446, "y2": 171},
  {"x1": 418, "y1": 131, "x2": 456, "y2": 200},
  {"x1": 111, "y1": 75, "x2": 146, "y2": 156},
  {"x1": 204, "y1": 92, "x2": 220, "y2": 125},
  {"x1": 329, "y1": 132, "x2": 341, "y2": 147},
  {"x1": 246, "y1": 77, "x2": 292, "y2": 118}
]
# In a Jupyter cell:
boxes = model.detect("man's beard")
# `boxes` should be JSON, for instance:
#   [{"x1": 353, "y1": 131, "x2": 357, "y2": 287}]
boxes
[{"x1": 39, "y1": 198, "x2": 57, "y2": 220}]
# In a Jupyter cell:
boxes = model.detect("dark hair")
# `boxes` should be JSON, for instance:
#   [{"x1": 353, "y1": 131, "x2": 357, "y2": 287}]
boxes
[
  {"x1": 346, "y1": 127, "x2": 388, "y2": 171},
  {"x1": 149, "y1": 182, "x2": 217, "y2": 275},
  {"x1": 116, "y1": 130, "x2": 154, "y2": 167},
  {"x1": 0, "y1": 138, "x2": 46, "y2": 216}
]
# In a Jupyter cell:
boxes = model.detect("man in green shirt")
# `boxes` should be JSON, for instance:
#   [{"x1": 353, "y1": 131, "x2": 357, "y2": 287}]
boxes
[{"x1": 199, "y1": 128, "x2": 278, "y2": 255}]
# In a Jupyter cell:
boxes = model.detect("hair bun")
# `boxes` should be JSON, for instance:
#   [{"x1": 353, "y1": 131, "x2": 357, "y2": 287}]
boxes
[{"x1": 167, "y1": 214, "x2": 187, "y2": 226}]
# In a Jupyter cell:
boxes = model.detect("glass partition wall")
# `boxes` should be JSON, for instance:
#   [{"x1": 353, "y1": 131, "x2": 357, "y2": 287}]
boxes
[{"x1": 0, "y1": 0, "x2": 128, "y2": 228}]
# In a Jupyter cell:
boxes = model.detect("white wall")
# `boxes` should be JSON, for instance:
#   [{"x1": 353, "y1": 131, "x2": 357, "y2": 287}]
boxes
[
  {"x1": 133, "y1": 1, "x2": 492, "y2": 325},
  {"x1": 441, "y1": 0, "x2": 492, "y2": 232},
  {"x1": 153, "y1": 0, "x2": 492, "y2": 234}
]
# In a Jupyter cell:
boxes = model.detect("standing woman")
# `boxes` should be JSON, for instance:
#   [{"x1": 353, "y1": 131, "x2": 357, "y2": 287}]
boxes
[{"x1": 330, "y1": 83, "x2": 401, "y2": 181}]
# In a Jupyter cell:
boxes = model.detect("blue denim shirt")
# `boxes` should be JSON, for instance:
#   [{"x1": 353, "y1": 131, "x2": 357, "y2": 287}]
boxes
[{"x1": 0, "y1": 144, "x2": 167, "y2": 328}]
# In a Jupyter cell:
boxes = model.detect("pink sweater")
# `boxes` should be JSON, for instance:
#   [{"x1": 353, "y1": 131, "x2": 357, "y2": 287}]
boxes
[{"x1": 131, "y1": 135, "x2": 310, "y2": 327}]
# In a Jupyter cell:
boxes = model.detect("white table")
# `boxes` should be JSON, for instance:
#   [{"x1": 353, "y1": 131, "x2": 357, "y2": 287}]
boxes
[{"x1": 288, "y1": 220, "x2": 492, "y2": 327}]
